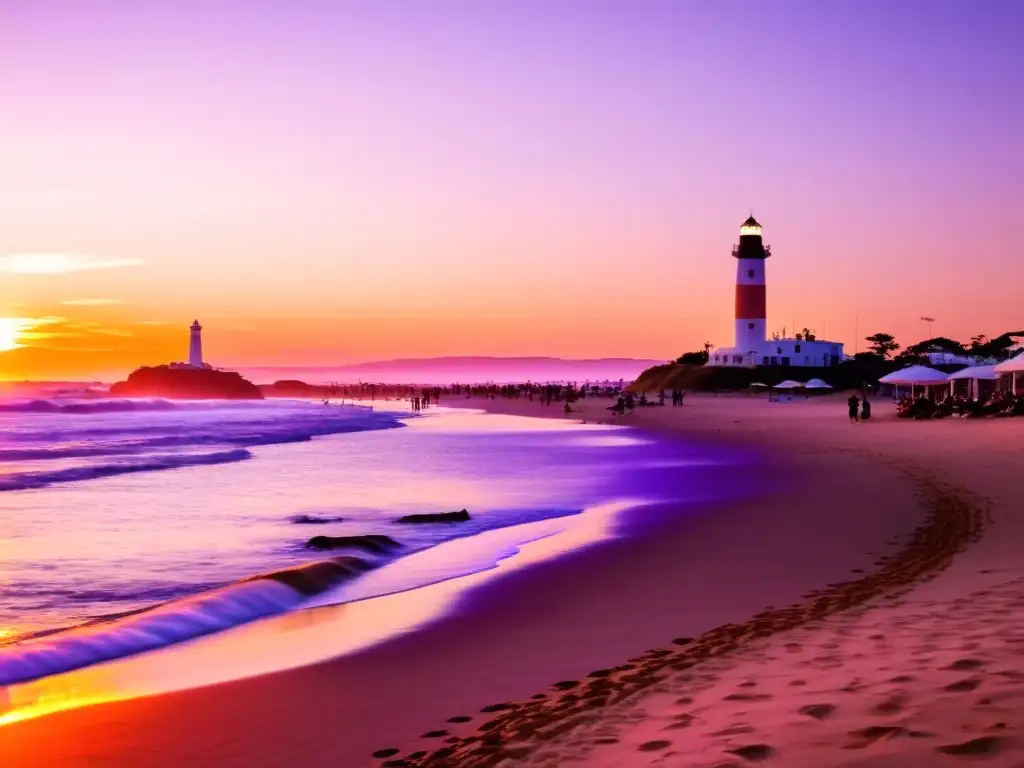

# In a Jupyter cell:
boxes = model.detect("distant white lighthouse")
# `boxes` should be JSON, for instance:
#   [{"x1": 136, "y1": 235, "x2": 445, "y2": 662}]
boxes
[{"x1": 188, "y1": 320, "x2": 204, "y2": 368}]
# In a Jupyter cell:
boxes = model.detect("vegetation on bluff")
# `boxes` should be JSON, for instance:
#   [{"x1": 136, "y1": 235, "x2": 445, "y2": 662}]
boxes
[{"x1": 629, "y1": 329, "x2": 1023, "y2": 394}]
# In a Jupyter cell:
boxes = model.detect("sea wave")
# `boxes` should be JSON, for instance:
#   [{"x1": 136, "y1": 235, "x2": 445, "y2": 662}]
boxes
[
  {"x1": 0, "y1": 555, "x2": 379, "y2": 686},
  {"x1": 0, "y1": 449, "x2": 253, "y2": 491},
  {"x1": 0, "y1": 398, "x2": 180, "y2": 414}
]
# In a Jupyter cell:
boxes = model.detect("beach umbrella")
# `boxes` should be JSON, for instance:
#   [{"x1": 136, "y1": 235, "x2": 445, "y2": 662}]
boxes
[
  {"x1": 994, "y1": 352, "x2": 1024, "y2": 373},
  {"x1": 879, "y1": 364, "x2": 948, "y2": 399},
  {"x1": 804, "y1": 378, "x2": 833, "y2": 390},
  {"x1": 878, "y1": 366, "x2": 948, "y2": 386},
  {"x1": 750, "y1": 382, "x2": 768, "y2": 387},
  {"x1": 994, "y1": 353, "x2": 1024, "y2": 394},
  {"x1": 947, "y1": 364, "x2": 1000, "y2": 400},
  {"x1": 774, "y1": 380, "x2": 804, "y2": 390}
]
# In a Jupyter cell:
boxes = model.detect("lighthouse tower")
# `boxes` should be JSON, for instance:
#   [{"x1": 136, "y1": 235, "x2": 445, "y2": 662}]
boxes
[
  {"x1": 732, "y1": 215, "x2": 770, "y2": 358},
  {"x1": 188, "y1": 320, "x2": 204, "y2": 368}
]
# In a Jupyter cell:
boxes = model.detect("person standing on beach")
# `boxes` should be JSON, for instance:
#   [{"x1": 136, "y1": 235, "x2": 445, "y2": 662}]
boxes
[
  {"x1": 861, "y1": 399, "x2": 872, "y2": 421},
  {"x1": 848, "y1": 394, "x2": 860, "y2": 422}
]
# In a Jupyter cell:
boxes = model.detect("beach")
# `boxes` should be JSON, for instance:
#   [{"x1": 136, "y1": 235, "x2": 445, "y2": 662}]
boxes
[{"x1": 2, "y1": 393, "x2": 1021, "y2": 767}]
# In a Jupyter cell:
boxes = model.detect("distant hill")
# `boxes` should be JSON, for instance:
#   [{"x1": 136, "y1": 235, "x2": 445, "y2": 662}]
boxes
[{"x1": 239, "y1": 357, "x2": 668, "y2": 384}]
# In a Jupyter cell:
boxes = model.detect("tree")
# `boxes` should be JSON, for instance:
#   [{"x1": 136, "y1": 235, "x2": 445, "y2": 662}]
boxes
[
  {"x1": 971, "y1": 331, "x2": 1024, "y2": 361},
  {"x1": 675, "y1": 350, "x2": 708, "y2": 364},
  {"x1": 801, "y1": 327, "x2": 816, "y2": 341},
  {"x1": 905, "y1": 336, "x2": 966, "y2": 357},
  {"x1": 865, "y1": 332, "x2": 900, "y2": 360}
]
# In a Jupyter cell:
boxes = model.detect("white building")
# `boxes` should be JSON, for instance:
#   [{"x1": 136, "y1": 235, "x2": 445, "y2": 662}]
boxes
[
  {"x1": 188, "y1": 319, "x2": 204, "y2": 367},
  {"x1": 169, "y1": 320, "x2": 213, "y2": 369},
  {"x1": 706, "y1": 216, "x2": 845, "y2": 368}
]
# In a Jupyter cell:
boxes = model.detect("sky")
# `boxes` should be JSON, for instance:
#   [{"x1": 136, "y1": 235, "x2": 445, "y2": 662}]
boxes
[{"x1": 1, "y1": 0, "x2": 1022, "y2": 379}]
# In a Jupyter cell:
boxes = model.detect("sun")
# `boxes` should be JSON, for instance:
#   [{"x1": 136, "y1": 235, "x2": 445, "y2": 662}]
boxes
[{"x1": 0, "y1": 318, "x2": 27, "y2": 352}]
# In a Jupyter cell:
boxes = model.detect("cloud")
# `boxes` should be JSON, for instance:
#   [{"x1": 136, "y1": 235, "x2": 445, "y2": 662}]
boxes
[
  {"x1": 0, "y1": 253, "x2": 144, "y2": 275},
  {"x1": 60, "y1": 298, "x2": 124, "y2": 306},
  {"x1": 140, "y1": 320, "x2": 169, "y2": 325}
]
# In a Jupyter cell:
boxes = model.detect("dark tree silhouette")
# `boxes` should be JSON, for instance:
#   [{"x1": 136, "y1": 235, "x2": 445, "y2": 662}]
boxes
[{"x1": 865, "y1": 333, "x2": 900, "y2": 360}]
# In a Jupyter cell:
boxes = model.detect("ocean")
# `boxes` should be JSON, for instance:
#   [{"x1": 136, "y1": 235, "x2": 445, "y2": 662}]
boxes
[{"x1": 0, "y1": 397, "x2": 755, "y2": 692}]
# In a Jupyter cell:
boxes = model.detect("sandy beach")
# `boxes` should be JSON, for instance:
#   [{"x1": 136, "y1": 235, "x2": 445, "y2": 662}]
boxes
[{"x1": 2, "y1": 394, "x2": 1021, "y2": 767}]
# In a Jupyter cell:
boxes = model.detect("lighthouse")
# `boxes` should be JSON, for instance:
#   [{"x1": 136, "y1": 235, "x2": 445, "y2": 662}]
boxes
[
  {"x1": 732, "y1": 215, "x2": 770, "y2": 359},
  {"x1": 706, "y1": 214, "x2": 845, "y2": 368},
  {"x1": 188, "y1": 320, "x2": 204, "y2": 368}
]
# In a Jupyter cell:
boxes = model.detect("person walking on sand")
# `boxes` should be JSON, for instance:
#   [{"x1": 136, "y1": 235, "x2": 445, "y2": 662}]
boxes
[
  {"x1": 848, "y1": 394, "x2": 860, "y2": 423},
  {"x1": 861, "y1": 398, "x2": 872, "y2": 421}
]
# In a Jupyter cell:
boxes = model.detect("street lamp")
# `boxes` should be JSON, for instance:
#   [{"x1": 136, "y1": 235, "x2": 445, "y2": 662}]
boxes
[{"x1": 920, "y1": 316, "x2": 935, "y2": 338}]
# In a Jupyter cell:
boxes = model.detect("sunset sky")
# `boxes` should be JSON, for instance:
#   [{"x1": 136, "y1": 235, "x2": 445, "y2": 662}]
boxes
[{"x1": 2, "y1": 0, "x2": 1021, "y2": 379}]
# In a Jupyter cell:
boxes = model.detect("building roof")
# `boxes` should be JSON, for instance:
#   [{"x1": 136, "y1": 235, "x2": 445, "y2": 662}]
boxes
[{"x1": 741, "y1": 215, "x2": 761, "y2": 229}]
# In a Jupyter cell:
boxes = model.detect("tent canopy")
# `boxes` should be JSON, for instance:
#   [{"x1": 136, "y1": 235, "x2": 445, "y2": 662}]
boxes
[
  {"x1": 804, "y1": 378, "x2": 834, "y2": 389},
  {"x1": 878, "y1": 365, "x2": 948, "y2": 386},
  {"x1": 774, "y1": 379, "x2": 804, "y2": 389},
  {"x1": 947, "y1": 365, "x2": 1000, "y2": 381},
  {"x1": 994, "y1": 352, "x2": 1024, "y2": 374}
]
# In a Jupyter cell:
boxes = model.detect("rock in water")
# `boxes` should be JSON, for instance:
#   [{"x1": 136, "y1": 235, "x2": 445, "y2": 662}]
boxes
[
  {"x1": 396, "y1": 509, "x2": 471, "y2": 524},
  {"x1": 305, "y1": 534, "x2": 401, "y2": 553}
]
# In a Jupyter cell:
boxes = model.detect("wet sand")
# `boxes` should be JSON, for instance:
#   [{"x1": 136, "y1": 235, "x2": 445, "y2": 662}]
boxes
[{"x1": 2, "y1": 395, "x2": 1016, "y2": 767}]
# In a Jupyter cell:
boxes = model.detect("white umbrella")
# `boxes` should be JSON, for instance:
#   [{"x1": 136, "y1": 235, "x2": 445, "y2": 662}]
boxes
[
  {"x1": 774, "y1": 380, "x2": 804, "y2": 390},
  {"x1": 804, "y1": 378, "x2": 833, "y2": 390},
  {"x1": 994, "y1": 352, "x2": 1024, "y2": 373},
  {"x1": 947, "y1": 365, "x2": 1000, "y2": 381},
  {"x1": 750, "y1": 382, "x2": 768, "y2": 387},
  {"x1": 947, "y1": 364, "x2": 1000, "y2": 400},
  {"x1": 878, "y1": 365, "x2": 948, "y2": 386},
  {"x1": 995, "y1": 353, "x2": 1024, "y2": 395}
]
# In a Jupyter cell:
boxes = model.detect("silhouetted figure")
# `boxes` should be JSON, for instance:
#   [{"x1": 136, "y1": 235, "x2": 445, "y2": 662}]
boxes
[
  {"x1": 861, "y1": 399, "x2": 872, "y2": 421},
  {"x1": 848, "y1": 395, "x2": 860, "y2": 423}
]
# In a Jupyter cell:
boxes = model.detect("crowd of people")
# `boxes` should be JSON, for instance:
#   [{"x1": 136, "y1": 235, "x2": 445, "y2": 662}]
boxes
[{"x1": 896, "y1": 390, "x2": 1024, "y2": 419}]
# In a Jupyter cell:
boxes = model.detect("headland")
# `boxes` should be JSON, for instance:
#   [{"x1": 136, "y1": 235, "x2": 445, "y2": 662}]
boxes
[{"x1": 108, "y1": 365, "x2": 263, "y2": 400}]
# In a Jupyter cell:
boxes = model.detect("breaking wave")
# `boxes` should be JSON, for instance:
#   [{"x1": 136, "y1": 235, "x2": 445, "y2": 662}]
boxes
[
  {"x1": 0, "y1": 449, "x2": 253, "y2": 491},
  {"x1": 0, "y1": 555, "x2": 381, "y2": 686},
  {"x1": 0, "y1": 398, "x2": 180, "y2": 414},
  {"x1": 0, "y1": 398, "x2": 405, "y2": 491}
]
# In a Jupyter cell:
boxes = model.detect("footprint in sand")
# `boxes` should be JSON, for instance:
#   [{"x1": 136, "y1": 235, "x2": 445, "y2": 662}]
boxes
[
  {"x1": 421, "y1": 730, "x2": 448, "y2": 739},
  {"x1": 944, "y1": 658, "x2": 985, "y2": 671},
  {"x1": 480, "y1": 702, "x2": 517, "y2": 713},
  {"x1": 371, "y1": 748, "x2": 400, "y2": 758},
  {"x1": 936, "y1": 736, "x2": 1004, "y2": 756},
  {"x1": 888, "y1": 674, "x2": 915, "y2": 683},
  {"x1": 846, "y1": 725, "x2": 907, "y2": 748},
  {"x1": 446, "y1": 715, "x2": 472, "y2": 723},
  {"x1": 637, "y1": 740, "x2": 671, "y2": 752},
  {"x1": 944, "y1": 677, "x2": 982, "y2": 693},
  {"x1": 725, "y1": 744, "x2": 774, "y2": 762},
  {"x1": 872, "y1": 694, "x2": 907, "y2": 716},
  {"x1": 723, "y1": 693, "x2": 772, "y2": 702},
  {"x1": 711, "y1": 725, "x2": 756, "y2": 737},
  {"x1": 798, "y1": 703, "x2": 836, "y2": 720}
]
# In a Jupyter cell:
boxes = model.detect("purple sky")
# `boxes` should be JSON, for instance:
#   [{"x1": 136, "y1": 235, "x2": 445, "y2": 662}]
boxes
[{"x1": 1, "y1": 0, "x2": 1022, "y2": 374}]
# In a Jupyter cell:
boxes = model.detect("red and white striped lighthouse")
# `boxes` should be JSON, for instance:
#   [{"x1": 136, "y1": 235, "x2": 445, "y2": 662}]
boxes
[{"x1": 732, "y1": 215, "x2": 770, "y2": 356}]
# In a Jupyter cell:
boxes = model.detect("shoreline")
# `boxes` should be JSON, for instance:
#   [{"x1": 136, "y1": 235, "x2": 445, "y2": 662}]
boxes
[{"x1": 0, "y1": 395, "x2": 1009, "y2": 767}]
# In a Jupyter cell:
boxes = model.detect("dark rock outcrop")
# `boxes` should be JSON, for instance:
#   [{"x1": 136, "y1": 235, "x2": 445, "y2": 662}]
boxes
[
  {"x1": 396, "y1": 509, "x2": 471, "y2": 524},
  {"x1": 109, "y1": 366, "x2": 263, "y2": 400},
  {"x1": 305, "y1": 534, "x2": 401, "y2": 554}
]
